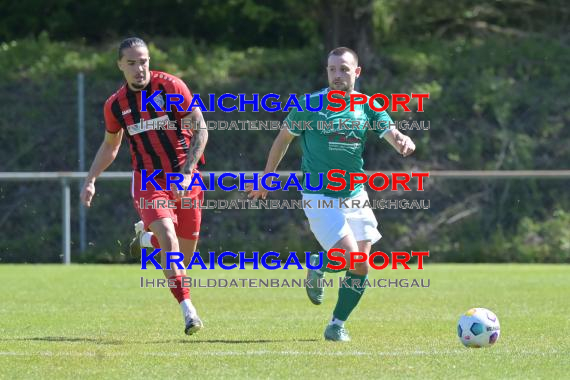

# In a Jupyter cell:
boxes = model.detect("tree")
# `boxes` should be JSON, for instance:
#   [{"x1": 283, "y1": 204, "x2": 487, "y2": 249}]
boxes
[{"x1": 317, "y1": 0, "x2": 375, "y2": 66}]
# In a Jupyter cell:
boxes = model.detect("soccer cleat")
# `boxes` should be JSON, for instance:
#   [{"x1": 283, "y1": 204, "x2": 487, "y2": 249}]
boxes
[
  {"x1": 306, "y1": 254, "x2": 325, "y2": 305},
  {"x1": 184, "y1": 315, "x2": 204, "y2": 336},
  {"x1": 129, "y1": 221, "x2": 145, "y2": 260},
  {"x1": 324, "y1": 324, "x2": 351, "y2": 342}
]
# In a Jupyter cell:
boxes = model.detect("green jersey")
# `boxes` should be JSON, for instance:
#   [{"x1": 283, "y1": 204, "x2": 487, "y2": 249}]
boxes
[{"x1": 285, "y1": 88, "x2": 394, "y2": 198}]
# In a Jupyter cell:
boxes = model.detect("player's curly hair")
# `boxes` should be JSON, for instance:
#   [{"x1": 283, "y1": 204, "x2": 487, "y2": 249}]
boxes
[{"x1": 118, "y1": 37, "x2": 148, "y2": 60}]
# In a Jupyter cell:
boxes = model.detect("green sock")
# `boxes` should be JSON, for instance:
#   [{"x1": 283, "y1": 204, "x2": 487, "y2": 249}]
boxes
[
  {"x1": 320, "y1": 253, "x2": 347, "y2": 273},
  {"x1": 332, "y1": 271, "x2": 368, "y2": 322}
]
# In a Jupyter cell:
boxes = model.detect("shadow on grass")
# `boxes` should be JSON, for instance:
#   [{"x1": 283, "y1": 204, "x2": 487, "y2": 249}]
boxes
[
  {"x1": 3, "y1": 337, "x2": 319, "y2": 345},
  {"x1": 159, "y1": 338, "x2": 319, "y2": 344},
  {"x1": 5, "y1": 337, "x2": 124, "y2": 345}
]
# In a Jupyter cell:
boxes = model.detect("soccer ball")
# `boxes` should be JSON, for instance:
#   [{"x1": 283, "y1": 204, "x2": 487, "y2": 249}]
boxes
[{"x1": 457, "y1": 307, "x2": 500, "y2": 348}]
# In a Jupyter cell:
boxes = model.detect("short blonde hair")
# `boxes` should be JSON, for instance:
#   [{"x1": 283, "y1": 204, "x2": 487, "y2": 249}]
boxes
[{"x1": 328, "y1": 47, "x2": 358, "y2": 65}]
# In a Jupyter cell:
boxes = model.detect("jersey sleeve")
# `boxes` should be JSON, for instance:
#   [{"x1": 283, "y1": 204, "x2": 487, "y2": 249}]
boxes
[
  {"x1": 283, "y1": 104, "x2": 305, "y2": 136},
  {"x1": 367, "y1": 99, "x2": 395, "y2": 138},
  {"x1": 103, "y1": 99, "x2": 122, "y2": 134}
]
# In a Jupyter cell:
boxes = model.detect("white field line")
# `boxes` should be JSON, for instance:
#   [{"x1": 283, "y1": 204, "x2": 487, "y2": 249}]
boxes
[{"x1": 0, "y1": 349, "x2": 563, "y2": 358}]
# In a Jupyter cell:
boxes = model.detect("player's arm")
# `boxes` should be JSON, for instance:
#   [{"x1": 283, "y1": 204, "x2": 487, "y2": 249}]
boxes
[
  {"x1": 174, "y1": 108, "x2": 208, "y2": 198},
  {"x1": 383, "y1": 129, "x2": 416, "y2": 157},
  {"x1": 81, "y1": 130, "x2": 123, "y2": 207},
  {"x1": 369, "y1": 99, "x2": 415, "y2": 157},
  {"x1": 245, "y1": 128, "x2": 296, "y2": 200}
]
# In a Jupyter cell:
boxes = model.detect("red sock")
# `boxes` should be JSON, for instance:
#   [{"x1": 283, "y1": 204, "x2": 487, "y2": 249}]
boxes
[
  {"x1": 168, "y1": 275, "x2": 190, "y2": 303},
  {"x1": 151, "y1": 235, "x2": 160, "y2": 249}
]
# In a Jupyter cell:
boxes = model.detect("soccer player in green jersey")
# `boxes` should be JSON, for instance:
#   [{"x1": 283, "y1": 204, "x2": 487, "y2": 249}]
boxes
[{"x1": 246, "y1": 47, "x2": 416, "y2": 342}]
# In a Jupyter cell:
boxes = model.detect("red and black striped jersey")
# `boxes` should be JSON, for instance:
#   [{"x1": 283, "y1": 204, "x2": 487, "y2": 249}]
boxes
[{"x1": 103, "y1": 71, "x2": 204, "y2": 174}]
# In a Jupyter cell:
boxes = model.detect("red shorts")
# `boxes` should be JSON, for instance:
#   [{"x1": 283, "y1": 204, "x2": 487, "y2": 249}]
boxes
[{"x1": 131, "y1": 170, "x2": 203, "y2": 240}]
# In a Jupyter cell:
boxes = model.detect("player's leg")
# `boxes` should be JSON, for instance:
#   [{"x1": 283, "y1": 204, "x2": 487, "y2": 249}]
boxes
[
  {"x1": 303, "y1": 194, "x2": 352, "y2": 305},
  {"x1": 148, "y1": 217, "x2": 182, "y2": 276},
  {"x1": 175, "y1": 190, "x2": 205, "y2": 335},
  {"x1": 148, "y1": 217, "x2": 189, "y2": 300},
  {"x1": 302, "y1": 193, "x2": 367, "y2": 340},
  {"x1": 324, "y1": 192, "x2": 382, "y2": 341},
  {"x1": 324, "y1": 237, "x2": 372, "y2": 342},
  {"x1": 129, "y1": 220, "x2": 158, "y2": 258},
  {"x1": 177, "y1": 237, "x2": 203, "y2": 334},
  {"x1": 180, "y1": 237, "x2": 198, "y2": 267},
  {"x1": 351, "y1": 239, "x2": 372, "y2": 275},
  {"x1": 325, "y1": 191, "x2": 380, "y2": 341},
  {"x1": 129, "y1": 171, "x2": 161, "y2": 258},
  {"x1": 131, "y1": 171, "x2": 196, "y2": 335},
  {"x1": 321, "y1": 233, "x2": 366, "y2": 342},
  {"x1": 147, "y1": 216, "x2": 202, "y2": 335}
]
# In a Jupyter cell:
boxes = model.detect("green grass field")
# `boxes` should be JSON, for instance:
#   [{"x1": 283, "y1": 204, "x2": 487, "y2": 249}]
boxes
[{"x1": 1, "y1": 264, "x2": 569, "y2": 379}]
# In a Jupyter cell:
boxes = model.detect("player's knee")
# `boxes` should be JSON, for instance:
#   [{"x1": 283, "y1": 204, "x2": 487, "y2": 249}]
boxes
[
  {"x1": 150, "y1": 220, "x2": 178, "y2": 248},
  {"x1": 157, "y1": 227, "x2": 177, "y2": 245},
  {"x1": 352, "y1": 260, "x2": 370, "y2": 275}
]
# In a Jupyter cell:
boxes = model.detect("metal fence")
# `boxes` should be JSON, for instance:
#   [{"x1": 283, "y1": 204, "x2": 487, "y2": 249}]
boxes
[
  {"x1": 1, "y1": 170, "x2": 569, "y2": 264},
  {"x1": 2, "y1": 74, "x2": 569, "y2": 264}
]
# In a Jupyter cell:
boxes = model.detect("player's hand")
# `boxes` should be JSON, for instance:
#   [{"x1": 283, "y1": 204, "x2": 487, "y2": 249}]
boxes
[
  {"x1": 171, "y1": 173, "x2": 193, "y2": 199},
  {"x1": 396, "y1": 134, "x2": 416, "y2": 157},
  {"x1": 81, "y1": 180, "x2": 96, "y2": 207},
  {"x1": 245, "y1": 177, "x2": 269, "y2": 200}
]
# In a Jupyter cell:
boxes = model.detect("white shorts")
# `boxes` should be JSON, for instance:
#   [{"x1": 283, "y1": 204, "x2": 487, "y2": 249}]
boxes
[{"x1": 302, "y1": 190, "x2": 382, "y2": 251}]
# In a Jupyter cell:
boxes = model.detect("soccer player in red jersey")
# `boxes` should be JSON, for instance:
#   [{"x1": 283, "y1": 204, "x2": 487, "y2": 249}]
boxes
[{"x1": 80, "y1": 37, "x2": 207, "y2": 335}]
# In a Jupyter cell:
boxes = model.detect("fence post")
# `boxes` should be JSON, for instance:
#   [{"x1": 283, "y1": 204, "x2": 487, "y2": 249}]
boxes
[
  {"x1": 78, "y1": 72, "x2": 86, "y2": 254},
  {"x1": 62, "y1": 178, "x2": 71, "y2": 265}
]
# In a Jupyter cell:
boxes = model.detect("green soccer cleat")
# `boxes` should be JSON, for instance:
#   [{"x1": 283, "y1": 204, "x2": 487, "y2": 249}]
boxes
[
  {"x1": 306, "y1": 254, "x2": 325, "y2": 305},
  {"x1": 324, "y1": 324, "x2": 351, "y2": 342}
]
